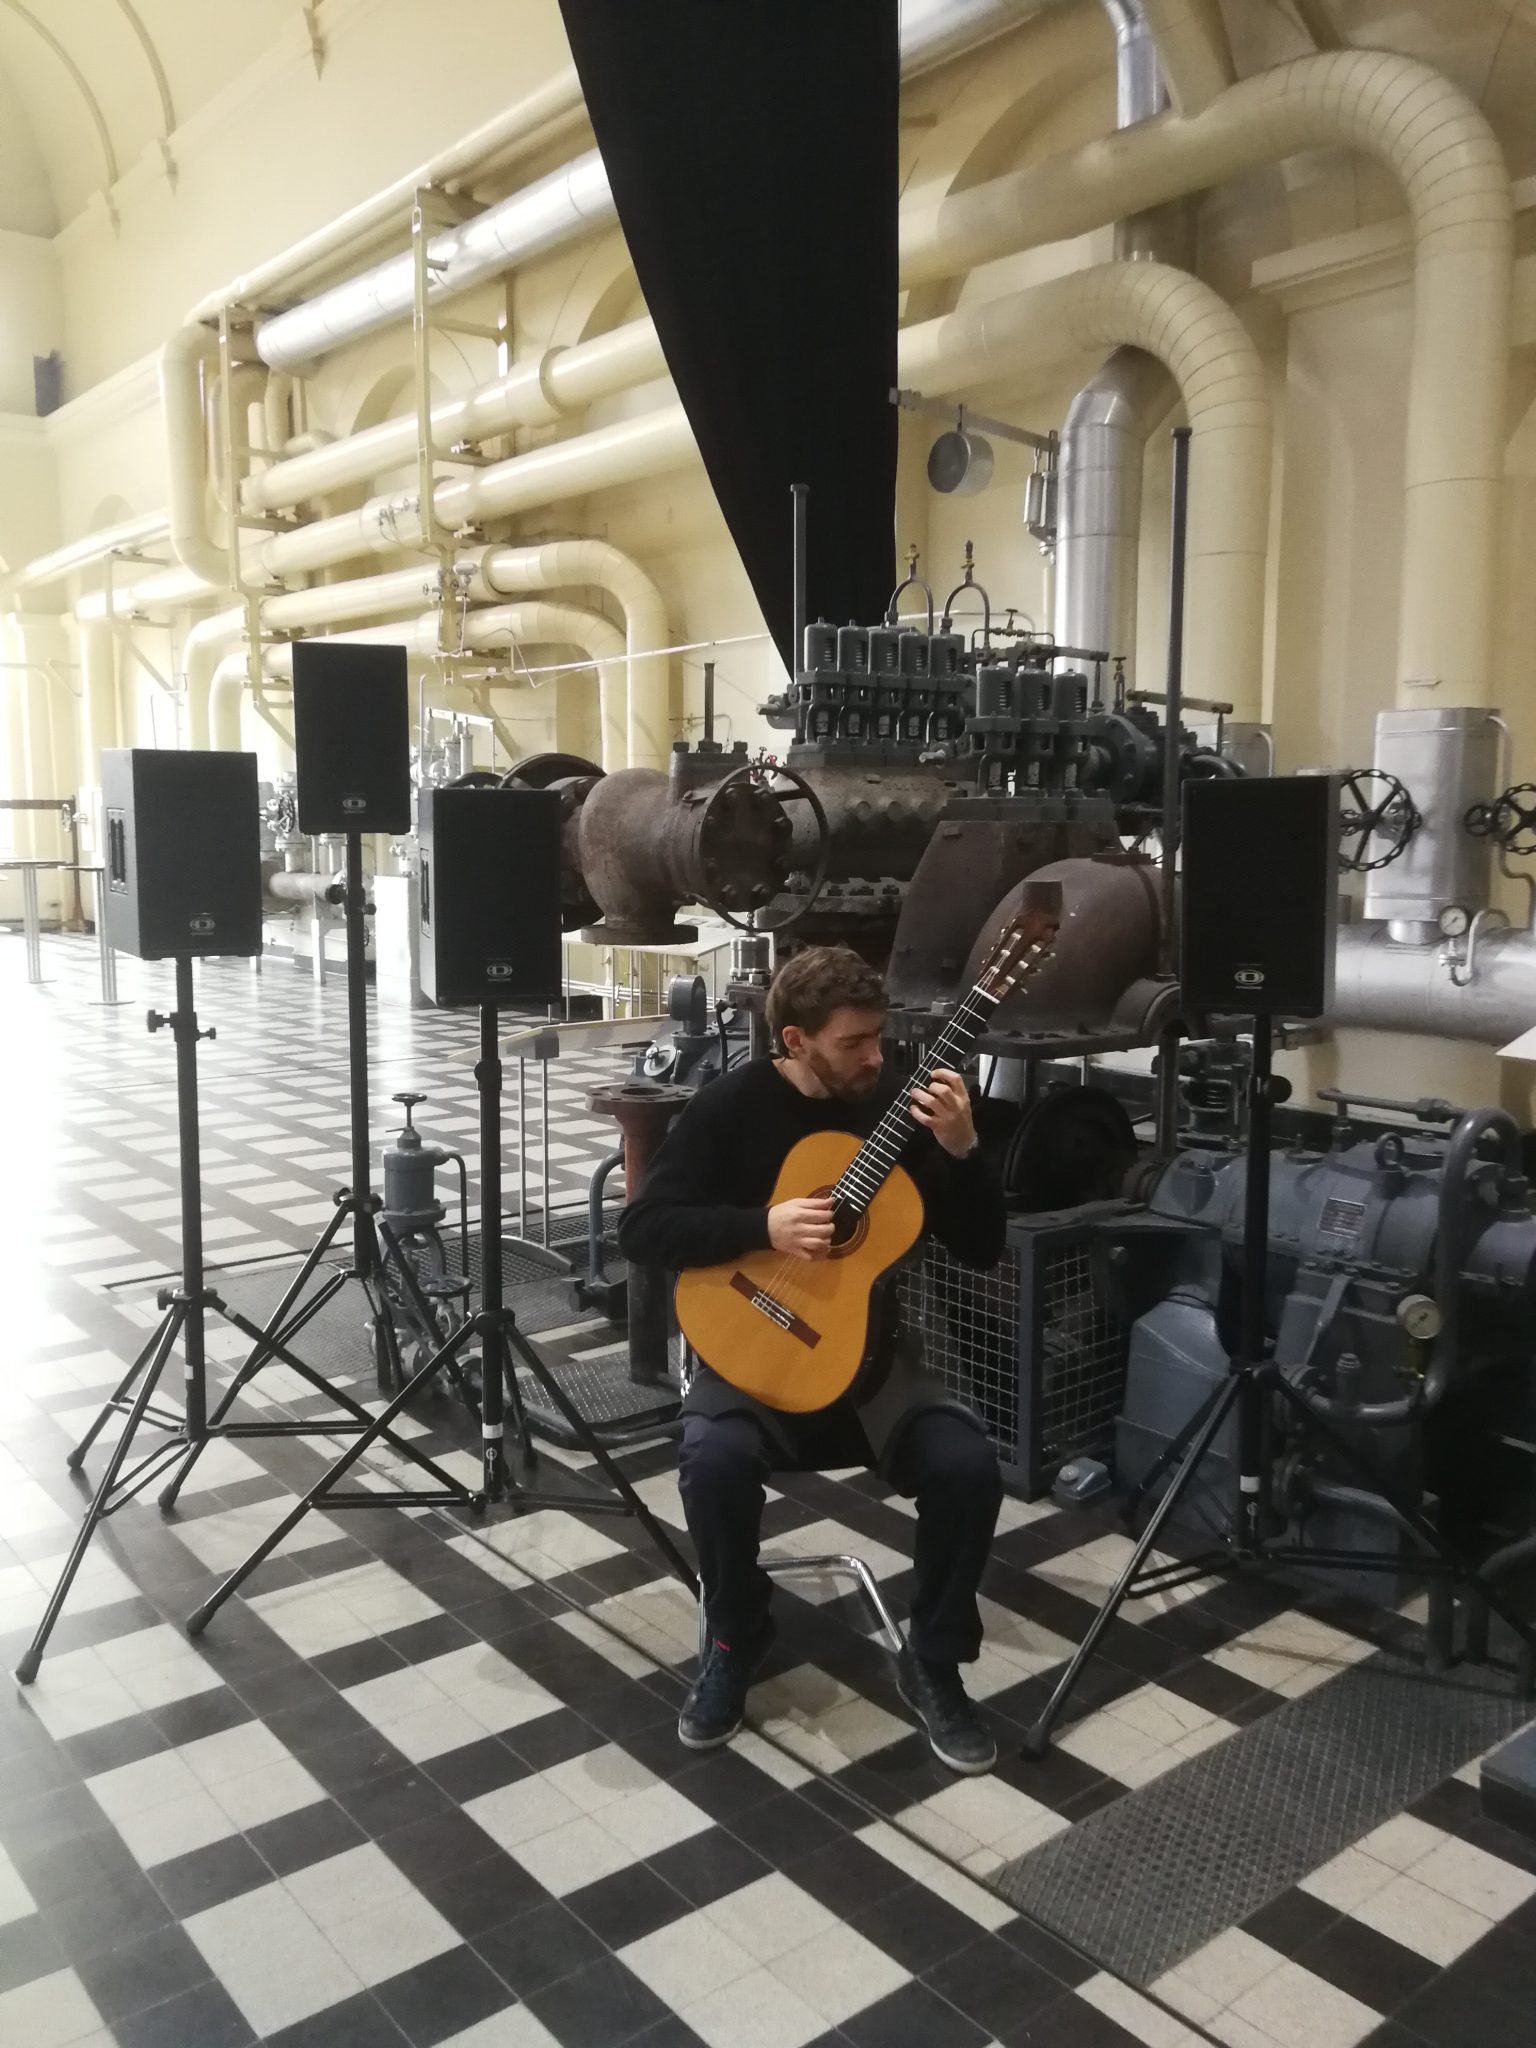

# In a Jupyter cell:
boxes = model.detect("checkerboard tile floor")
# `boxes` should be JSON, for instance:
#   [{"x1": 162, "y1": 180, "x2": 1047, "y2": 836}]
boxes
[{"x1": 2, "y1": 931, "x2": 1534, "y2": 2047}]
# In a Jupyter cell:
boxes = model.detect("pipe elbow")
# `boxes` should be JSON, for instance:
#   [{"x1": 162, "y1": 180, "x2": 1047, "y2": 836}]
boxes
[{"x1": 159, "y1": 325, "x2": 228, "y2": 592}]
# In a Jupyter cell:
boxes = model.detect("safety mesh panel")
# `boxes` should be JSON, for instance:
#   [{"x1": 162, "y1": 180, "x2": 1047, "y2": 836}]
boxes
[
  {"x1": 900, "y1": 1220, "x2": 1126, "y2": 1489},
  {"x1": 1038, "y1": 1238, "x2": 1124, "y2": 1472},
  {"x1": 899, "y1": 1242, "x2": 1022, "y2": 1462}
]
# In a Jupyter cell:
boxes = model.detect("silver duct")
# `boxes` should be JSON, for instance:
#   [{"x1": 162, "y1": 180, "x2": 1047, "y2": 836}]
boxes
[
  {"x1": 257, "y1": 0, "x2": 1076, "y2": 373},
  {"x1": 1333, "y1": 922, "x2": 1536, "y2": 1047},
  {"x1": 1051, "y1": 2, "x2": 1182, "y2": 676}
]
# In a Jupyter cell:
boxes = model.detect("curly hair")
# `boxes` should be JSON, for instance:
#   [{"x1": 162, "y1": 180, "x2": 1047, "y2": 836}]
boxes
[{"x1": 765, "y1": 946, "x2": 888, "y2": 1043}]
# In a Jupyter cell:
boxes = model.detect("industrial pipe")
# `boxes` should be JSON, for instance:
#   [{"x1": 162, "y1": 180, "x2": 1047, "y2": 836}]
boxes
[
  {"x1": 257, "y1": 405, "x2": 697, "y2": 582},
  {"x1": 1140, "y1": 0, "x2": 1235, "y2": 114},
  {"x1": 160, "y1": 325, "x2": 227, "y2": 591},
  {"x1": 481, "y1": 540, "x2": 668, "y2": 772},
  {"x1": 1054, "y1": 349, "x2": 1172, "y2": 674},
  {"x1": 900, "y1": 261, "x2": 1270, "y2": 715},
  {"x1": 243, "y1": 317, "x2": 667, "y2": 513},
  {"x1": 900, "y1": 50, "x2": 1513, "y2": 707},
  {"x1": 0, "y1": 513, "x2": 171, "y2": 603},
  {"x1": 244, "y1": 1, "x2": 1077, "y2": 374},
  {"x1": 1333, "y1": 923, "x2": 1536, "y2": 1046},
  {"x1": 210, "y1": 600, "x2": 627, "y2": 753}
]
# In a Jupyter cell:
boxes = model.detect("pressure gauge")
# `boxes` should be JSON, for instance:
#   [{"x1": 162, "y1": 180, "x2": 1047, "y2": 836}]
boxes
[
  {"x1": 1438, "y1": 906, "x2": 1470, "y2": 940},
  {"x1": 1396, "y1": 1293, "x2": 1442, "y2": 1342}
]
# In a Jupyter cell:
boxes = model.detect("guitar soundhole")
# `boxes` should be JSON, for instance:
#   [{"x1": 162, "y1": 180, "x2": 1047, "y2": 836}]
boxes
[{"x1": 824, "y1": 1190, "x2": 868, "y2": 1256}]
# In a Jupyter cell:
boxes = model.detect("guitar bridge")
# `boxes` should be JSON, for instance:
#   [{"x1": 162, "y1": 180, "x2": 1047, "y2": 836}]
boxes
[{"x1": 728, "y1": 1271, "x2": 821, "y2": 1349}]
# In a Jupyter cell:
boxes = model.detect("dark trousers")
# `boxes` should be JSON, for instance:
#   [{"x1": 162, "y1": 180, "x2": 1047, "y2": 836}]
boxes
[{"x1": 677, "y1": 1404, "x2": 1003, "y2": 1666}]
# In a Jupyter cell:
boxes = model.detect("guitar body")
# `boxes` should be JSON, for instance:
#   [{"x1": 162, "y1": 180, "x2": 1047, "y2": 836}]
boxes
[{"x1": 674, "y1": 1129, "x2": 925, "y2": 1413}]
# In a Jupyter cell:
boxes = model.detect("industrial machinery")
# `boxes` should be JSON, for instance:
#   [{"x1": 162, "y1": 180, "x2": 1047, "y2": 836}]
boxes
[{"x1": 376, "y1": 1091, "x2": 472, "y2": 1383}]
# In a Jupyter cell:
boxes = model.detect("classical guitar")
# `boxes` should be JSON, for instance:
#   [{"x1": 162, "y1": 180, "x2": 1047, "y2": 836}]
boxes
[{"x1": 674, "y1": 899, "x2": 1059, "y2": 1412}]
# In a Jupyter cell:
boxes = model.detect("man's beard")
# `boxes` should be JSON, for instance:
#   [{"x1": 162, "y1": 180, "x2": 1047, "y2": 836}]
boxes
[{"x1": 802, "y1": 1044, "x2": 881, "y2": 1102}]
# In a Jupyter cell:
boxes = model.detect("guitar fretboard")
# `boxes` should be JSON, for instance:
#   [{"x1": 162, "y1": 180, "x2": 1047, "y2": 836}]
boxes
[{"x1": 831, "y1": 983, "x2": 999, "y2": 1219}]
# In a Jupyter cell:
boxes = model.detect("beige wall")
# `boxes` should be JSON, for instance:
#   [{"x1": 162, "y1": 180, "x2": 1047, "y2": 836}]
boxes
[{"x1": 6, "y1": 0, "x2": 1536, "y2": 1106}]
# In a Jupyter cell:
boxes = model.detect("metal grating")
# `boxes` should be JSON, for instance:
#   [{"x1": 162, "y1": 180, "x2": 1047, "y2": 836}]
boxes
[
  {"x1": 1037, "y1": 1238, "x2": 1124, "y2": 1473},
  {"x1": 900, "y1": 1213, "x2": 1126, "y2": 1493},
  {"x1": 900, "y1": 1242, "x2": 1023, "y2": 1463},
  {"x1": 996, "y1": 1649, "x2": 1536, "y2": 1986}
]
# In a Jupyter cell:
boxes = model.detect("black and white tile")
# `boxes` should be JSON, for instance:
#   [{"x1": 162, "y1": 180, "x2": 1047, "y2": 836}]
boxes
[{"x1": 3, "y1": 931, "x2": 1534, "y2": 2048}]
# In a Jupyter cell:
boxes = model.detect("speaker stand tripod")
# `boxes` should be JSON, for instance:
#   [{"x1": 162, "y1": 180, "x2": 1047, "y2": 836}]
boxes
[
  {"x1": 15, "y1": 957, "x2": 481, "y2": 1683},
  {"x1": 1020, "y1": 1013, "x2": 1536, "y2": 1759},
  {"x1": 155, "y1": 831, "x2": 470, "y2": 1514},
  {"x1": 186, "y1": 1000, "x2": 698, "y2": 1635}
]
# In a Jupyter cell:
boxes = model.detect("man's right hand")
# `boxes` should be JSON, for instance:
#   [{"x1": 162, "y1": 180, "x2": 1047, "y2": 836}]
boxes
[{"x1": 767, "y1": 1196, "x2": 836, "y2": 1260}]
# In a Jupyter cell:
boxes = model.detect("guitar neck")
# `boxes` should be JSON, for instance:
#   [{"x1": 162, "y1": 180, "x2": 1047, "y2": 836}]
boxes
[{"x1": 834, "y1": 984, "x2": 998, "y2": 1216}]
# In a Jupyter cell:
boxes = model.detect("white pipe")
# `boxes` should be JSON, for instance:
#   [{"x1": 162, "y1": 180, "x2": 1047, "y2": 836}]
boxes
[
  {"x1": 187, "y1": 73, "x2": 592, "y2": 326},
  {"x1": 160, "y1": 325, "x2": 227, "y2": 591},
  {"x1": 256, "y1": 151, "x2": 618, "y2": 373},
  {"x1": 258, "y1": 405, "x2": 697, "y2": 580},
  {"x1": 1140, "y1": 0, "x2": 1235, "y2": 114},
  {"x1": 243, "y1": 317, "x2": 667, "y2": 512},
  {"x1": 482, "y1": 541, "x2": 667, "y2": 774},
  {"x1": 211, "y1": 600, "x2": 626, "y2": 754},
  {"x1": 900, "y1": 50, "x2": 1512, "y2": 707},
  {"x1": 247, "y1": 3, "x2": 1073, "y2": 372},
  {"x1": 2, "y1": 513, "x2": 170, "y2": 601},
  {"x1": 899, "y1": 261, "x2": 1270, "y2": 714}
]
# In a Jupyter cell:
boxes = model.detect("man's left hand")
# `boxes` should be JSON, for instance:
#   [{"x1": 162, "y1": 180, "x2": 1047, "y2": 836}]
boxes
[{"x1": 909, "y1": 1068, "x2": 977, "y2": 1158}]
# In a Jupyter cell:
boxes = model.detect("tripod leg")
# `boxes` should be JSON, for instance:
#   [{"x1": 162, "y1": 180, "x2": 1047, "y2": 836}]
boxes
[
  {"x1": 65, "y1": 1320, "x2": 170, "y2": 1473},
  {"x1": 1021, "y1": 1372, "x2": 1244, "y2": 1759},
  {"x1": 1273, "y1": 1376, "x2": 1536, "y2": 1678},
  {"x1": 186, "y1": 1321, "x2": 485, "y2": 1636},
  {"x1": 17, "y1": 1307, "x2": 187, "y2": 1683},
  {"x1": 505, "y1": 1322, "x2": 698, "y2": 1595},
  {"x1": 156, "y1": 1267, "x2": 351, "y2": 1509}
]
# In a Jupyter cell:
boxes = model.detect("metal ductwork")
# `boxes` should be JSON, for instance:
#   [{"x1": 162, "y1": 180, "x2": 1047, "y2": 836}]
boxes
[{"x1": 254, "y1": 0, "x2": 1079, "y2": 373}]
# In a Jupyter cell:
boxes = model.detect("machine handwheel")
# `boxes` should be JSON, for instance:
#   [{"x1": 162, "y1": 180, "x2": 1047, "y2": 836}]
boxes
[
  {"x1": 1338, "y1": 768, "x2": 1420, "y2": 871},
  {"x1": 697, "y1": 759, "x2": 832, "y2": 934},
  {"x1": 1467, "y1": 783, "x2": 1536, "y2": 857}
]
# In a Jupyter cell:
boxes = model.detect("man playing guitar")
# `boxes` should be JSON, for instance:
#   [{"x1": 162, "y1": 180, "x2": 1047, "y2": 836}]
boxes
[{"x1": 618, "y1": 945, "x2": 1007, "y2": 1774}]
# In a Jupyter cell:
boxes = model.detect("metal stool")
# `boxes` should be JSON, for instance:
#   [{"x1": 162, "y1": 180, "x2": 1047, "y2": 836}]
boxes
[
  {"x1": 677, "y1": 1345, "x2": 909, "y2": 1659},
  {"x1": 696, "y1": 1551, "x2": 906, "y2": 1661}
]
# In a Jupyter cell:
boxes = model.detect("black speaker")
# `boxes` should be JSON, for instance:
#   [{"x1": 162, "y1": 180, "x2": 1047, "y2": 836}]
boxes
[
  {"x1": 292, "y1": 642, "x2": 411, "y2": 835},
  {"x1": 101, "y1": 749, "x2": 262, "y2": 960},
  {"x1": 1181, "y1": 775, "x2": 1337, "y2": 1017},
  {"x1": 418, "y1": 785, "x2": 563, "y2": 1008}
]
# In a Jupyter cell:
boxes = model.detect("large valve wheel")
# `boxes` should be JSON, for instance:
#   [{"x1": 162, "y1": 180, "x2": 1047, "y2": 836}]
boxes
[
  {"x1": 697, "y1": 758, "x2": 832, "y2": 935},
  {"x1": 1466, "y1": 783, "x2": 1536, "y2": 857},
  {"x1": 1338, "y1": 768, "x2": 1420, "y2": 872}
]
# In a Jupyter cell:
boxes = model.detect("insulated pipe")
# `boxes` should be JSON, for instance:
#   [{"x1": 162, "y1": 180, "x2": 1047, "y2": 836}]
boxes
[
  {"x1": 160, "y1": 325, "x2": 227, "y2": 590},
  {"x1": 243, "y1": 317, "x2": 667, "y2": 513},
  {"x1": 1140, "y1": 0, "x2": 1235, "y2": 114},
  {"x1": 1054, "y1": 350, "x2": 1171, "y2": 671},
  {"x1": 1, "y1": 513, "x2": 171, "y2": 602},
  {"x1": 247, "y1": 1, "x2": 1075, "y2": 374},
  {"x1": 257, "y1": 405, "x2": 697, "y2": 580},
  {"x1": 900, "y1": 51, "x2": 1513, "y2": 707},
  {"x1": 187, "y1": 73, "x2": 592, "y2": 327},
  {"x1": 900, "y1": 262, "x2": 1270, "y2": 715},
  {"x1": 211, "y1": 601, "x2": 627, "y2": 755},
  {"x1": 256, "y1": 151, "x2": 618, "y2": 373},
  {"x1": 1333, "y1": 923, "x2": 1536, "y2": 1045},
  {"x1": 481, "y1": 540, "x2": 667, "y2": 774}
]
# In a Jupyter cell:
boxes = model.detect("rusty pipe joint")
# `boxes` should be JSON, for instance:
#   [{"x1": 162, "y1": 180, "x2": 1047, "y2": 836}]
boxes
[{"x1": 576, "y1": 762, "x2": 792, "y2": 945}]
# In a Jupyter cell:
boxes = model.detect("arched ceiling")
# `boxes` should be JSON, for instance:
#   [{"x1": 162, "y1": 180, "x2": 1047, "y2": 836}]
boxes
[{"x1": 0, "y1": 0, "x2": 293, "y2": 234}]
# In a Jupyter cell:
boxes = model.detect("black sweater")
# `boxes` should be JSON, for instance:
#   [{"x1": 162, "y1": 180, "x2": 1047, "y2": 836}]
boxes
[{"x1": 617, "y1": 1057, "x2": 1007, "y2": 1276}]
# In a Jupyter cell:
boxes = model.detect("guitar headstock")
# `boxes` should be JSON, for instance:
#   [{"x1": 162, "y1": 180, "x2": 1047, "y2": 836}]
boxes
[{"x1": 977, "y1": 885, "x2": 1061, "y2": 1001}]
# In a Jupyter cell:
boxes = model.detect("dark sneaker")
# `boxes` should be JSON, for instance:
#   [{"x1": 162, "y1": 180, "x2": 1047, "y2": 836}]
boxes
[
  {"x1": 678, "y1": 1617, "x2": 776, "y2": 1750},
  {"x1": 896, "y1": 1647, "x2": 996, "y2": 1775}
]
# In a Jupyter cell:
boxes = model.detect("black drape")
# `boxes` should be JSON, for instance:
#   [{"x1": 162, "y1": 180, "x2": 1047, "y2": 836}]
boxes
[{"x1": 557, "y1": 0, "x2": 899, "y2": 670}]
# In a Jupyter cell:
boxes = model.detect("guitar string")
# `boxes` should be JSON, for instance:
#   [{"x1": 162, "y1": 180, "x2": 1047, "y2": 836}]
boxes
[
  {"x1": 749, "y1": 948, "x2": 1044, "y2": 1310},
  {"x1": 749, "y1": 941, "x2": 1048, "y2": 1311}
]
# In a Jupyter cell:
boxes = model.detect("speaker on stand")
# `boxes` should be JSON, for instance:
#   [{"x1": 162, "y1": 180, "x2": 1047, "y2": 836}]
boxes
[
  {"x1": 185, "y1": 780, "x2": 696, "y2": 1634},
  {"x1": 1018, "y1": 774, "x2": 1536, "y2": 1755},
  {"x1": 155, "y1": 647, "x2": 483, "y2": 1525}
]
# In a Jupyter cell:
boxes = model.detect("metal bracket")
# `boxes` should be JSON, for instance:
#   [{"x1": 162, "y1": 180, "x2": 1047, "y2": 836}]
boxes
[{"x1": 890, "y1": 386, "x2": 1056, "y2": 455}]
